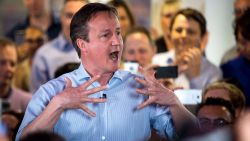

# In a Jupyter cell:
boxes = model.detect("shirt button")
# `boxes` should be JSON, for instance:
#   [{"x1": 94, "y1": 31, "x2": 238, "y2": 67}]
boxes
[{"x1": 101, "y1": 136, "x2": 105, "y2": 140}]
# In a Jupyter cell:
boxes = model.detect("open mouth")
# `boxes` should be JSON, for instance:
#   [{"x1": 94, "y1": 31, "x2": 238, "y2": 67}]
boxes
[{"x1": 109, "y1": 51, "x2": 119, "y2": 61}]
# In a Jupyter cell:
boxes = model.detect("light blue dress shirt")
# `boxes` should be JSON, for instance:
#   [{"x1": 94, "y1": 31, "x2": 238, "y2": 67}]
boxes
[
  {"x1": 31, "y1": 33, "x2": 80, "y2": 93},
  {"x1": 16, "y1": 63, "x2": 175, "y2": 141}
]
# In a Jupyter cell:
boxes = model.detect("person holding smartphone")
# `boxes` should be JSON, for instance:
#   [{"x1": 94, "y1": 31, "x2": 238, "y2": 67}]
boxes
[{"x1": 153, "y1": 8, "x2": 222, "y2": 89}]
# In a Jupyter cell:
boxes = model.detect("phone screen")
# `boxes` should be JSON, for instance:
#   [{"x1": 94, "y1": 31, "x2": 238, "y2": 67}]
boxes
[{"x1": 154, "y1": 66, "x2": 178, "y2": 79}]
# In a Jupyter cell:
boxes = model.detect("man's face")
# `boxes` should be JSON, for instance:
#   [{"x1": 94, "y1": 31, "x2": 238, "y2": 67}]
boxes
[
  {"x1": 82, "y1": 12, "x2": 123, "y2": 74},
  {"x1": 23, "y1": 0, "x2": 49, "y2": 17},
  {"x1": 197, "y1": 105, "x2": 232, "y2": 131},
  {"x1": 234, "y1": 0, "x2": 250, "y2": 19},
  {"x1": 124, "y1": 32, "x2": 155, "y2": 67},
  {"x1": 161, "y1": 4, "x2": 180, "y2": 36},
  {"x1": 117, "y1": 6, "x2": 131, "y2": 38},
  {"x1": 60, "y1": 1, "x2": 87, "y2": 42},
  {"x1": 170, "y1": 14, "x2": 202, "y2": 54},
  {"x1": 0, "y1": 46, "x2": 17, "y2": 88},
  {"x1": 24, "y1": 27, "x2": 44, "y2": 55}
]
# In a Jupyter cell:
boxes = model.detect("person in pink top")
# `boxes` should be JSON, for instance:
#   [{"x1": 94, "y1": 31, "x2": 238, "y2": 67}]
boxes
[{"x1": 0, "y1": 38, "x2": 31, "y2": 113}]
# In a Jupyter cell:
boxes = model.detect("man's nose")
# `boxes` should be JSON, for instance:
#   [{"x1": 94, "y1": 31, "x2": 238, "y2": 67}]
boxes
[
  {"x1": 181, "y1": 30, "x2": 187, "y2": 38},
  {"x1": 111, "y1": 34, "x2": 122, "y2": 46}
]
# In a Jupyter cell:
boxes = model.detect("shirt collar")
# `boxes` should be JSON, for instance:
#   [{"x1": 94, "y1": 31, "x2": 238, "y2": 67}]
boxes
[{"x1": 75, "y1": 63, "x2": 126, "y2": 83}]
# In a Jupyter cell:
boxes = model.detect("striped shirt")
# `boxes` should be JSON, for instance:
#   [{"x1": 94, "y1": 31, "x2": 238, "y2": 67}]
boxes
[{"x1": 16, "y1": 63, "x2": 175, "y2": 141}]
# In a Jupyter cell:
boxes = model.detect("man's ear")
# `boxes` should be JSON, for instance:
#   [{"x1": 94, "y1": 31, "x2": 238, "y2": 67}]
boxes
[
  {"x1": 76, "y1": 38, "x2": 87, "y2": 54},
  {"x1": 200, "y1": 31, "x2": 209, "y2": 53}
]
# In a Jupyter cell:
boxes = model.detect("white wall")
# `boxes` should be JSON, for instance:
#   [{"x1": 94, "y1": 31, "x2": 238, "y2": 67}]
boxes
[{"x1": 204, "y1": 0, "x2": 235, "y2": 66}]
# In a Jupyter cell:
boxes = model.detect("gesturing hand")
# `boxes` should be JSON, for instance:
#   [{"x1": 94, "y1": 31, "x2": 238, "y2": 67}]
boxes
[
  {"x1": 175, "y1": 48, "x2": 202, "y2": 79},
  {"x1": 55, "y1": 75, "x2": 107, "y2": 117},
  {"x1": 135, "y1": 67, "x2": 180, "y2": 109}
]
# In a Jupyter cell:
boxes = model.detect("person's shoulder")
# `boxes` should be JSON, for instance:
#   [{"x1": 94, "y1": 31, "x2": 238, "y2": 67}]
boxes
[
  {"x1": 221, "y1": 56, "x2": 243, "y2": 69},
  {"x1": 12, "y1": 87, "x2": 32, "y2": 99},
  {"x1": 12, "y1": 87, "x2": 30, "y2": 94},
  {"x1": 202, "y1": 58, "x2": 221, "y2": 74},
  {"x1": 33, "y1": 75, "x2": 66, "y2": 98},
  {"x1": 34, "y1": 37, "x2": 60, "y2": 57}
]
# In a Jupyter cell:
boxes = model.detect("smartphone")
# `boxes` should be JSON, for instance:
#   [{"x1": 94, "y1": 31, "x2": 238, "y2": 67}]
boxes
[
  {"x1": 154, "y1": 66, "x2": 178, "y2": 79},
  {"x1": 174, "y1": 89, "x2": 202, "y2": 105},
  {"x1": 123, "y1": 61, "x2": 139, "y2": 74}
]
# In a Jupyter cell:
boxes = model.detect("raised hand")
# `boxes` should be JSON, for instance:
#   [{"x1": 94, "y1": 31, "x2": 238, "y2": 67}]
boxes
[
  {"x1": 55, "y1": 75, "x2": 107, "y2": 117},
  {"x1": 135, "y1": 67, "x2": 180, "y2": 109},
  {"x1": 175, "y1": 47, "x2": 202, "y2": 79}
]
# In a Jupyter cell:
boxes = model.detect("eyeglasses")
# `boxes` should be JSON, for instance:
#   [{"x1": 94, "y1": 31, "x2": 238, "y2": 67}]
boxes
[
  {"x1": 199, "y1": 118, "x2": 231, "y2": 128},
  {"x1": 25, "y1": 38, "x2": 44, "y2": 45}
]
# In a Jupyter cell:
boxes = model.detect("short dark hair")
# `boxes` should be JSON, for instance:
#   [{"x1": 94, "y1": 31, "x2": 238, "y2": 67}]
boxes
[
  {"x1": 70, "y1": 3, "x2": 118, "y2": 57},
  {"x1": 234, "y1": 8, "x2": 250, "y2": 41},
  {"x1": 203, "y1": 81, "x2": 245, "y2": 111},
  {"x1": 170, "y1": 8, "x2": 207, "y2": 38},
  {"x1": 108, "y1": 0, "x2": 135, "y2": 27},
  {"x1": 54, "y1": 62, "x2": 80, "y2": 78},
  {"x1": 196, "y1": 97, "x2": 236, "y2": 120},
  {"x1": 124, "y1": 26, "x2": 155, "y2": 47}
]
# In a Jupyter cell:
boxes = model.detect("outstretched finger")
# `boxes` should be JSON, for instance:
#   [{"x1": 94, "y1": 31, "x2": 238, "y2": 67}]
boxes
[
  {"x1": 83, "y1": 85, "x2": 108, "y2": 96},
  {"x1": 81, "y1": 97, "x2": 107, "y2": 103},
  {"x1": 136, "y1": 88, "x2": 149, "y2": 96},
  {"x1": 79, "y1": 104, "x2": 96, "y2": 117},
  {"x1": 135, "y1": 77, "x2": 148, "y2": 86},
  {"x1": 79, "y1": 75, "x2": 102, "y2": 90},
  {"x1": 64, "y1": 77, "x2": 72, "y2": 88},
  {"x1": 137, "y1": 99, "x2": 154, "y2": 109}
]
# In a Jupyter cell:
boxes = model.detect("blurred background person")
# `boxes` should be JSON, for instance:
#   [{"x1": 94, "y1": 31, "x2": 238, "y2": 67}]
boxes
[
  {"x1": 181, "y1": 98, "x2": 235, "y2": 141},
  {"x1": 220, "y1": 0, "x2": 250, "y2": 65},
  {"x1": 155, "y1": 0, "x2": 181, "y2": 54},
  {"x1": 123, "y1": 26, "x2": 156, "y2": 68},
  {"x1": 107, "y1": 0, "x2": 135, "y2": 39},
  {"x1": 221, "y1": 8, "x2": 250, "y2": 107},
  {"x1": 31, "y1": 0, "x2": 88, "y2": 92},
  {"x1": 1, "y1": 110, "x2": 24, "y2": 141},
  {"x1": 202, "y1": 81, "x2": 245, "y2": 117},
  {"x1": 0, "y1": 38, "x2": 31, "y2": 113},
  {"x1": 153, "y1": 8, "x2": 221, "y2": 89},
  {"x1": 5, "y1": 0, "x2": 61, "y2": 44},
  {"x1": 14, "y1": 26, "x2": 46, "y2": 92},
  {"x1": 195, "y1": 98, "x2": 235, "y2": 136}
]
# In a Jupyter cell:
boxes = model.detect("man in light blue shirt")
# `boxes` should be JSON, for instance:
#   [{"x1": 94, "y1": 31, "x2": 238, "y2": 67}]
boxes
[{"x1": 16, "y1": 3, "x2": 196, "y2": 141}]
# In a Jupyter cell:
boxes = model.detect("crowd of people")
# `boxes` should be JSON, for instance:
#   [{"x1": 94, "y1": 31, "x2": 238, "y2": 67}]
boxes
[{"x1": 0, "y1": 0, "x2": 250, "y2": 141}]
